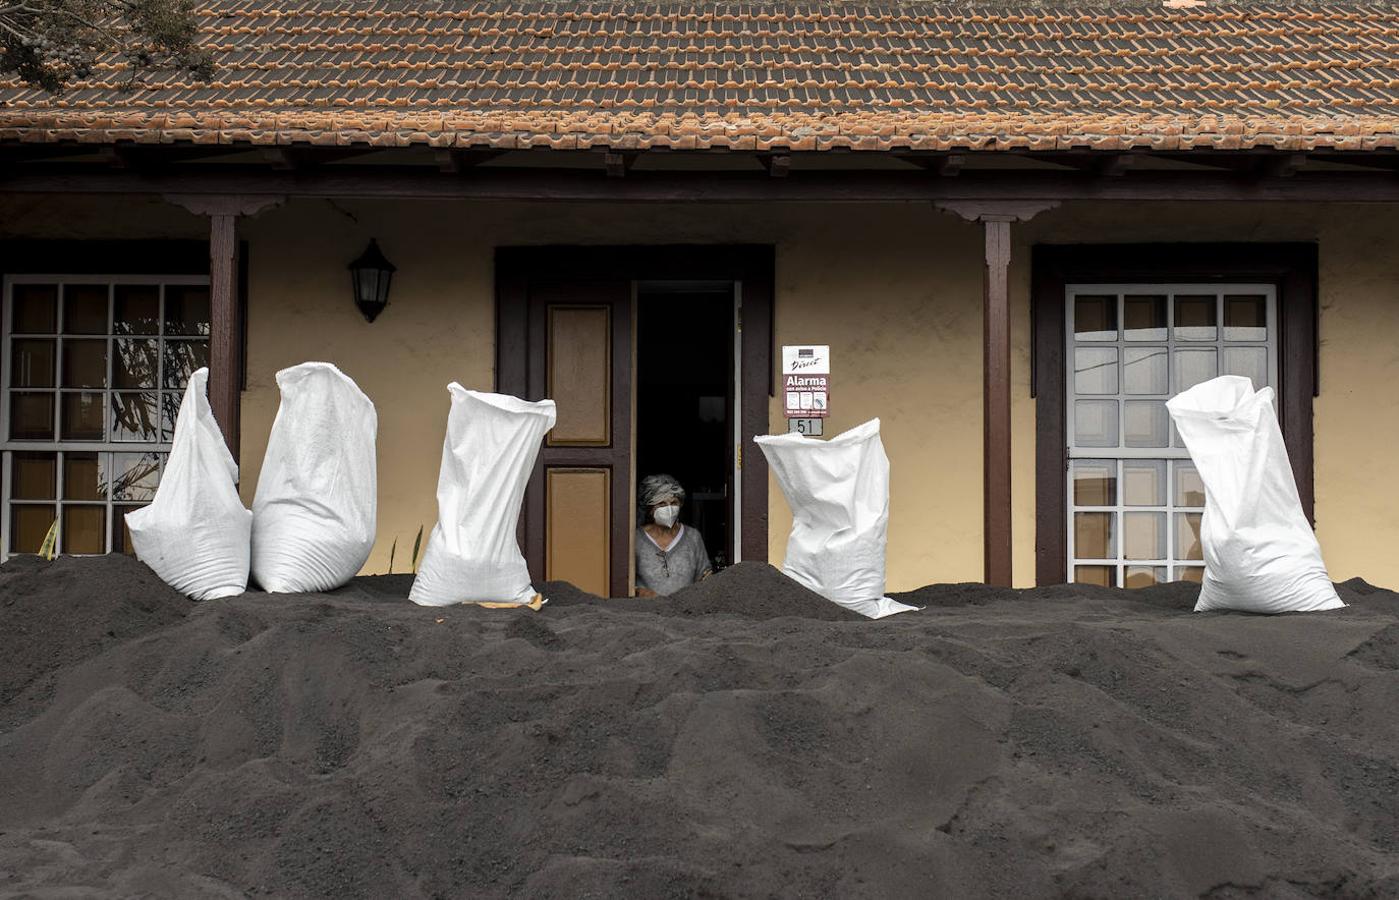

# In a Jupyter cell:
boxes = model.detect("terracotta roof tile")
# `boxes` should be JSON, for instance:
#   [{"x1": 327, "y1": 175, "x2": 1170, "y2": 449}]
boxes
[{"x1": 0, "y1": 2, "x2": 1396, "y2": 151}]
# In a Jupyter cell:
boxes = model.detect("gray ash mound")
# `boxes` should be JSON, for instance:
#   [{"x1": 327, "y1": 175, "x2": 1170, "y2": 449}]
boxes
[
  {"x1": 0, "y1": 554, "x2": 190, "y2": 709},
  {"x1": 1, "y1": 559, "x2": 1397, "y2": 899},
  {"x1": 544, "y1": 560, "x2": 863, "y2": 621}
]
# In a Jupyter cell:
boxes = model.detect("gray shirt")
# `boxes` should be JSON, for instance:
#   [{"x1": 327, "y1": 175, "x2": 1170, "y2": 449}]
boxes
[{"x1": 635, "y1": 525, "x2": 712, "y2": 596}]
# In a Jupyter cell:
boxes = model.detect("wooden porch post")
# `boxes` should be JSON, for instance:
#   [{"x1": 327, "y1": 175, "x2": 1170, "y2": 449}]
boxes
[
  {"x1": 982, "y1": 218, "x2": 1013, "y2": 587},
  {"x1": 164, "y1": 194, "x2": 283, "y2": 462},
  {"x1": 936, "y1": 201, "x2": 1058, "y2": 587}
]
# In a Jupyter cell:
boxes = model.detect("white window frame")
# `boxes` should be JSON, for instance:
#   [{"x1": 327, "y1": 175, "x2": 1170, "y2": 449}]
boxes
[
  {"x1": 1064, "y1": 283, "x2": 1278, "y2": 586},
  {"x1": 0, "y1": 274, "x2": 210, "y2": 558}
]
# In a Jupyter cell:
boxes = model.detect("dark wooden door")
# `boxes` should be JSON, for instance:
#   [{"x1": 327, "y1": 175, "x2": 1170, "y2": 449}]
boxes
[{"x1": 509, "y1": 276, "x2": 632, "y2": 596}]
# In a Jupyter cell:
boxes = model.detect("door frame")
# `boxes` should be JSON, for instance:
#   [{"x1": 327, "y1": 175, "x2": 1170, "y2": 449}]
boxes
[
  {"x1": 496, "y1": 245, "x2": 774, "y2": 593},
  {"x1": 1031, "y1": 242, "x2": 1319, "y2": 586}
]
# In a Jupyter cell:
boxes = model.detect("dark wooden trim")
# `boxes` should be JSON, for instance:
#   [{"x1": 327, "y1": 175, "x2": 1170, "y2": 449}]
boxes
[
  {"x1": 8, "y1": 168, "x2": 1399, "y2": 203},
  {"x1": 0, "y1": 239, "x2": 207, "y2": 274},
  {"x1": 496, "y1": 245, "x2": 774, "y2": 591},
  {"x1": 237, "y1": 239, "x2": 249, "y2": 392},
  {"x1": 983, "y1": 220, "x2": 1013, "y2": 587},
  {"x1": 1032, "y1": 242, "x2": 1320, "y2": 586},
  {"x1": 207, "y1": 214, "x2": 241, "y2": 460}
]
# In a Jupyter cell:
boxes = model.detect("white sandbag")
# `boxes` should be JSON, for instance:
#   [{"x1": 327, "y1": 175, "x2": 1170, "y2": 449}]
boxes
[
  {"x1": 409, "y1": 386, "x2": 556, "y2": 606},
  {"x1": 754, "y1": 419, "x2": 917, "y2": 619},
  {"x1": 1166, "y1": 376, "x2": 1342, "y2": 614},
  {"x1": 251, "y1": 362, "x2": 377, "y2": 593},
  {"x1": 126, "y1": 368, "x2": 250, "y2": 601}
]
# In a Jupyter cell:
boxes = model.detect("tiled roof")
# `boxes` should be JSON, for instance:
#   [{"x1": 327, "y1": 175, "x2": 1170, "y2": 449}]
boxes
[{"x1": 1, "y1": 2, "x2": 1398, "y2": 152}]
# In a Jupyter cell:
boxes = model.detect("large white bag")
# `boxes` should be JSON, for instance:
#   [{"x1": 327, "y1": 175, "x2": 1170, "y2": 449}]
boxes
[
  {"x1": 126, "y1": 368, "x2": 251, "y2": 601},
  {"x1": 409, "y1": 386, "x2": 556, "y2": 606},
  {"x1": 251, "y1": 362, "x2": 377, "y2": 593},
  {"x1": 1167, "y1": 376, "x2": 1342, "y2": 614},
  {"x1": 754, "y1": 419, "x2": 916, "y2": 619}
]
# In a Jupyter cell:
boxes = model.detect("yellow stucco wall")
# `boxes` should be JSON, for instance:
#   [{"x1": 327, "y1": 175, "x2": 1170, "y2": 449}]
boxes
[{"x1": 2, "y1": 194, "x2": 1397, "y2": 589}]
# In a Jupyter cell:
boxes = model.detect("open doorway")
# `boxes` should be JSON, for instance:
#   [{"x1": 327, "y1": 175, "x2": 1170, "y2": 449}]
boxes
[{"x1": 635, "y1": 281, "x2": 737, "y2": 570}]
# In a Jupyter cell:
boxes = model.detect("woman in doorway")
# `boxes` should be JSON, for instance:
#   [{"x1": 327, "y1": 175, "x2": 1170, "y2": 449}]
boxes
[{"x1": 635, "y1": 473, "x2": 713, "y2": 597}]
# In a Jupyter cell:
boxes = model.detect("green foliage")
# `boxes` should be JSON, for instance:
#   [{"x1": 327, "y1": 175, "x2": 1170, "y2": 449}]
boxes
[
  {"x1": 411, "y1": 525, "x2": 424, "y2": 573},
  {"x1": 38, "y1": 519, "x2": 58, "y2": 561},
  {"x1": 0, "y1": 0, "x2": 213, "y2": 93},
  {"x1": 387, "y1": 536, "x2": 397, "y2": 576}
]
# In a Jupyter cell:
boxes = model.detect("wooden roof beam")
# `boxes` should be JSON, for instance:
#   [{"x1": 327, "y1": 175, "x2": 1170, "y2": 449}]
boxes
[
  {"x1": 758, "y1": 153, "x2": 791, "y2": 177},
  {"x1": 895, "y1": 152, "x2": 965, "y2": 175},
  {"x1": 435, "y1": 149, "x2": 506, "y2": 173},
  {"x1": 604, "y1": 151, "x2": 636, "y2": 178}
]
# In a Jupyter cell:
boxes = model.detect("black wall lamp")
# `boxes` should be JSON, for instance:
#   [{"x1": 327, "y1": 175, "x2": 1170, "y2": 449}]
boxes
[{"x1": 348, "y1": 239, "x2": 396, "y2": 322}]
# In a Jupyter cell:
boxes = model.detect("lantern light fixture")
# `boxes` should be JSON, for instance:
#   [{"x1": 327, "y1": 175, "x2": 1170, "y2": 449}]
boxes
[{"x1": 348, "y1": 239, "x2": 396, "y2": 323}]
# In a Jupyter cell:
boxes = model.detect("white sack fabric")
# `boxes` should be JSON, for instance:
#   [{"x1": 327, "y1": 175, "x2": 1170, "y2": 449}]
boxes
[
  {"x1": 1167, "y1": 376, "x2": 1343, "y2": 614},
  {"x1": 251, "y1": 362, "x2": 378, "y2": 593},
  {"x1": 409, "y1": 386, "x2": 556, "y2": 606},
  {"x1": 754, "y1": 419, "x2": 916, "y2": 619},
  {"x1": 126, "y1": 368, "x2": 251, "y2": 601}
]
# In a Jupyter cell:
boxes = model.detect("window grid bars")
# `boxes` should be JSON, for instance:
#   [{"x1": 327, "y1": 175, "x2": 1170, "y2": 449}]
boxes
[
  {"x1": 1065, "y1": 283, "x2": 1277, "y2": 587},
  {"x1": 1, "y1": 275, "x2": 207, "y2": 558}
]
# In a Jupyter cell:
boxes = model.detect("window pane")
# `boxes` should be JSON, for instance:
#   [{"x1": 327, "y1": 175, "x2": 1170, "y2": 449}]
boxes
[
  {"x1": 1123, "y1": 459, "x2": 1165, "y2": 506},
  {"x1": 11, "y1": 452, "x2": 56, "y2": 500},
  {"x1": 1174, "y1": 295, "x2": 1217, "y2": 341},
  {"x1": 1173, "y1": 348, "x2": 1218, "y2": 394},
  {"x1": 10, "y1": 392, "x2": 55, "y2": 440},
  {"x1": 1177, "y1": 566, "x2": 1205, "y2": 584},
  {"x1": 1124, "y1": 511, "x2": 1166, "y2": 560},
  {"x1": 11, "y1": 339, "x2": 56, "y2": 388},
  {"x1": 10, "y1": 505, "x2": 56, "y2": 553},
  {"x1": 1123, "y1": 295, "x2": 1167, "y2": 341},
  {"x1": 63, "y1": 452, "x2": 105, "y2": 501},
  {"x1": 110, "y1": 392, "x2": 160, "y2": 442},
  {"x1": 61, "y1": 339, "x2": 107, "y2": 388},
  {"x1": 1124, "y1": 400, "x2": 1169, "y2": 448},
  {"x1": 1176, "y1": 512, "x2": 1204, "y2": 561},
  {"x1": 165, "y1": 285, "x2": 211, "y2": 336},
  {"x1": 114, "y1": 505, "x2": 144, "y2": 555},
  {"x1": 1074, "y1": 511, "x2": 1115, "y2": 559},
  {"x1": 1074, "y1": 347, "x2": 1118, "y2": 395},
  {"x1": 1074, "y1": 400, "x2": 1118, "y2": 447},
  {"x1": 60, "y1": 392, "x2": 104, "y2": 441},
  {"x1": 1074, "y1": 295, "x2": 1117, "y2": 341},
  {"x1": 114, "y1": 285, "x2": 160, "y2": 335},
  {"x1": 1072, "y1": 459, "x2": 1116, "y2": 506},
  {"x1": 1125, "y1": 566, "x2": 1166, "y2": 589},
  {"x1": 111, "y1": 452, "x2": 161, "y2": 501},
  {"x1": 62, "y1": 284, "x2": 108, "y2": 334},
  {"x1": 1174, "y1": 461, "x2": 1206, "y2": 506},
  {"x1": 162, "y1": 391, "x2": 182, "y2": 441},
  {"x1": 162, "y1": 340, "x2": 209, "y2": 389},
  {"x1": 12, "y1": 284, "x2": 57, "y2": 333},
  {"x1": 1123, "y1": 347, "x2": 1168, "y2": 395},
  {"x1": 62, "y1": 505, "x2": 105, "y2": 554},
  {"x1": 1074, "y1": 565, "x2": 1116, "y2": 587},
  {"x1": 114, "y1": 339, "x2": 159, "y2": 389},
  {"x1": 1223, "y1": 347, "x2": 1267, "y2": 391},
  {"x1": 1224, "y1": 295, "x2": 1267, "y2": 341}
]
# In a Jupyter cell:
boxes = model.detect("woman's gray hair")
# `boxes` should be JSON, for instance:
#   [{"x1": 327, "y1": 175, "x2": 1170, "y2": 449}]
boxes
[{"x1": 639, "y1": 473, "x2": 686, "y2": 513}]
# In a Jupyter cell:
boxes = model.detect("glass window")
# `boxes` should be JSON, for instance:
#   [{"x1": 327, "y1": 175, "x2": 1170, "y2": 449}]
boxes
[
  {"x1": 3, "y1": 277, "x2": 209, "y2": 557},
  {"x1": 1067, "y1": 285, "x2": 1275, "y2": 587}
]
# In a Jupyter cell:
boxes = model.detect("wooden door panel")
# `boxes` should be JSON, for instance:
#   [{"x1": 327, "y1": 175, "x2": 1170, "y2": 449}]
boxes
[
  {"x1": 547, "y1": 305, "x2": 612, "y2": 446},
  {"x1": 545, "y1": 467, "x2": 611, "y2": 595}
]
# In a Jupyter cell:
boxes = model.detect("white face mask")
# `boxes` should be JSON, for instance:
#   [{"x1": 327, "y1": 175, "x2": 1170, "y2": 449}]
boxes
[{"x1": 653, "y1": 504, "x2": 680, "y2": 528}]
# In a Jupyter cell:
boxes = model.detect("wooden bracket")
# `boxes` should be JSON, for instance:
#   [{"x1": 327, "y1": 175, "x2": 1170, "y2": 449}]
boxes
[
  {"x1": 435, "y1": 148, "x2": 506, "y2": 173},
  {"x1": 163, "y1": 193, "x2": 285, "y2": 218},
  {"x1": 934, "y1": 200, "x2": 1060, "y2": 224},
  {"x1": 758, "y1": 153, "x2": 791, "y2": 178},
  {"x1": 604, "y1": 151, "x2": 636, "y2": 178}
]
